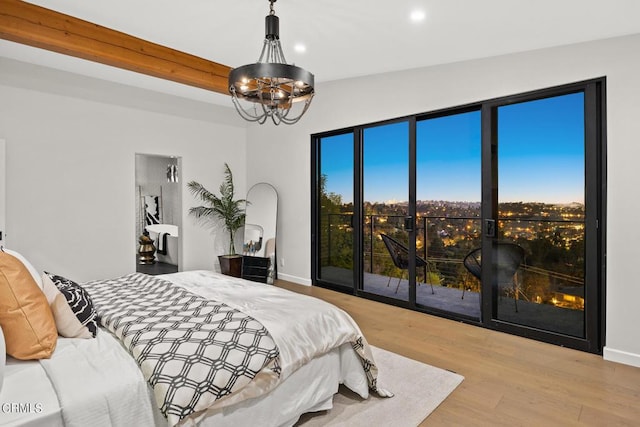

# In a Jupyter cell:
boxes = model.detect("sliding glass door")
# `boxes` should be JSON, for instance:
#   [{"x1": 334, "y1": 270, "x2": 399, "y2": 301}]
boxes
[
  {"x1": 416, "y1": 110, "x2": 482, "y2": 319},
  {"x1": 362, "y1": 121, "x2": 411, "y2": 302},
  {"x1": 315, "y1": 132, "x2": 355, "y2": 290},
  {"x1": 312, "y1": 79, "x2": 605, "y2": 353},
  {"x1": 491, "y1": 92, "x2": 587, "y2": 338}
]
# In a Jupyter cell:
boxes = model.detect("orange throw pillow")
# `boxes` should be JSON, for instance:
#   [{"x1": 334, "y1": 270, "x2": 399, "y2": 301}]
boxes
[{"x1": 0, "y1": 251, "x2": 57, "y2": 360}]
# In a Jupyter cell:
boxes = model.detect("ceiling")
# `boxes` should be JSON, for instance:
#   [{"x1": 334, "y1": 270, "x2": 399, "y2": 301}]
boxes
[{"x1": 2, "y1": 0, "x2": 640, "y2": 106}]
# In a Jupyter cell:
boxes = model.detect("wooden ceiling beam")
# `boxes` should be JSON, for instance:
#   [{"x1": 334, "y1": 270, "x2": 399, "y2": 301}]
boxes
[{"x1": 0, "y1": 0, "x2": 232, "y2": 95}]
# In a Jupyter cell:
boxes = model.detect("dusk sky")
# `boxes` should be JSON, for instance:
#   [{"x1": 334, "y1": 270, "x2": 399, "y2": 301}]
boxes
[{"x1": 321, "y1": 92, "x2": 585, "y2": 205}]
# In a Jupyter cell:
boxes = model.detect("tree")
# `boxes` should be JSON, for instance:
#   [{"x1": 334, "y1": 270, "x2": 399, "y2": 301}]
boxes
[{"x1": 187, "y1": 163, "x2": 246, "y2": 255}]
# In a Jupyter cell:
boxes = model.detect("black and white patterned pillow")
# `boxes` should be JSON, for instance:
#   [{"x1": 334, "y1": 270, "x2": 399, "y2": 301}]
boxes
[{"x1": 44, "y1": 272, "x2": 98, "y2": 338}]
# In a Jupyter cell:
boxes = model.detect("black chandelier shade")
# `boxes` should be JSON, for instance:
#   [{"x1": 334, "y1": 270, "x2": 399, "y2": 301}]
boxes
[{"x1": 228, "y1": 63, "x2": 314, "y2": 106}]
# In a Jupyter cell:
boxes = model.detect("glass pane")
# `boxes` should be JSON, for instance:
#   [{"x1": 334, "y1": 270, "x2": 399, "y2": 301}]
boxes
[
  {"x1": 318, "y1": 133, "x2": 354, "y2": 288},
  {"x1": 362, "y1": 122, "x2": 409, "y2": 301},
  {"x1": 497, "y1": 92, "x2": 585, "y2": 337},
  {"x1": 416, "y1": 111, "x2": 482, "y2": 319}
]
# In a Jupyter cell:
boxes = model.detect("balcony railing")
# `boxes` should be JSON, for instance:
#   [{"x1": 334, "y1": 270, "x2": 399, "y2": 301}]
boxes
[{"x1": 321, "y1": 212, "x2": 585, "y2": 310}]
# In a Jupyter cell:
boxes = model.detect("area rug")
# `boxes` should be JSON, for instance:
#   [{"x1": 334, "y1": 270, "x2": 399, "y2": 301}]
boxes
[{"x1": 296, "y1": 346, "x2": 464, "y2": 426}]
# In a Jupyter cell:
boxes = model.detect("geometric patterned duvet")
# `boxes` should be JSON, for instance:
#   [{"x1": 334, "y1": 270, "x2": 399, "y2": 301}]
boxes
[{"x1": 82, "y1": 273, "x2": 280, "y2": 426}]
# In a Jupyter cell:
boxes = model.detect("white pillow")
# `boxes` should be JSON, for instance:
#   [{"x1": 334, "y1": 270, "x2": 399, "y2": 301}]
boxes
[
  {"x1": 0, "y1": 325, "x2": 5, "y2": 394},
  {"x1": 2, "y1": 248, "x2": 43, "y2": 289}
]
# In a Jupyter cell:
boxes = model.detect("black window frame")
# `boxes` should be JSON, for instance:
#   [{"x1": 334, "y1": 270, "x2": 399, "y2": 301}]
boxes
[{"x1": 311, "y1": 77, "x2": 606, "y2": 354}]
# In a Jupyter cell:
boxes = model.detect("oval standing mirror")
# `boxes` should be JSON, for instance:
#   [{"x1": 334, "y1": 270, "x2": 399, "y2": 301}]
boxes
[{"x1": 242, "y1": 183, "x2": 278, "y2": 283}]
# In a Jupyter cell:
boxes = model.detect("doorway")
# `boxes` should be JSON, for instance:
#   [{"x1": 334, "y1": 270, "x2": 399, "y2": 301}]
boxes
[
  {"x1": 311, "y1": 79, "x2": 605, "y2": 353},
  {"x1": 135, "y1": 153, "x2": 182, "y2": 274}
]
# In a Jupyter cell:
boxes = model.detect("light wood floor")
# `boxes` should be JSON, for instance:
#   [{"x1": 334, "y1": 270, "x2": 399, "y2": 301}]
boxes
[{"x1": 275, "y1": 279, "x2": 640, "y2": 426}]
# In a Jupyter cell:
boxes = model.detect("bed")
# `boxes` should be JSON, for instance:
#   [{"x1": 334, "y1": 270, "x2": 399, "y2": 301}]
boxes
[{"x1": 0, "y1": 249, "x2": 391, "y2": 427}]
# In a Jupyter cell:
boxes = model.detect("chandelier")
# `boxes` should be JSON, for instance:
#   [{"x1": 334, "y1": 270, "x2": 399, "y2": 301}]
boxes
[{"x1": 228, "y1": 0, "x2": 315, "y2": 125}]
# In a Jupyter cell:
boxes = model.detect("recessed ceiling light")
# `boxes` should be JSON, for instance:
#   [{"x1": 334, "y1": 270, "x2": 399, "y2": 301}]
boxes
[
  {"x1": 294, "y1": 43, "x2": 307, "y2": 53},
  {"x1": 410, "y1": 10, "x2": 426, "y2": 23}
]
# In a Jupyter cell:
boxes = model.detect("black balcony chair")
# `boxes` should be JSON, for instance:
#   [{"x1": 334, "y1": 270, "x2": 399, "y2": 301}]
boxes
[
  {"x1": 380, "y1": 233, "x2": 434, "y2": 294},
  {"x1": 463, "y1": 242, "x2": 525, "y2": 312}
]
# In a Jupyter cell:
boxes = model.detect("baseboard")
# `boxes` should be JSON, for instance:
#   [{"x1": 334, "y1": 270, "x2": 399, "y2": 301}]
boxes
[
  {"x1": 277, "y1": 272, "x2": 311, "y2": 286},
  {"x1": 603, "y1": 346, "x2": 640, "y2": 368}
]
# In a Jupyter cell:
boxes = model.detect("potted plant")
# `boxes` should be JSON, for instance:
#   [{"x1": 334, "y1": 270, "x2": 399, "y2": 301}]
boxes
[{"x1": 187, "y1": 163, "x2": 246, "y2": 276}]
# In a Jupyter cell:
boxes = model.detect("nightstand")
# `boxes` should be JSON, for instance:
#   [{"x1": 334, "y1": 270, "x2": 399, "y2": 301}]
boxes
[{"x1": 242, "y1": 255, "x2": 271, "y2": 283}]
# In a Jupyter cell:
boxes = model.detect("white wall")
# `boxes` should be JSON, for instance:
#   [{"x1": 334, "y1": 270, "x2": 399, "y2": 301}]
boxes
[
  {"x1": 0, "y1": 59, "x2": 248, "y2": 282},
  {"x1": 246, "y1": 34, "x2": 640, "y2": 366}
]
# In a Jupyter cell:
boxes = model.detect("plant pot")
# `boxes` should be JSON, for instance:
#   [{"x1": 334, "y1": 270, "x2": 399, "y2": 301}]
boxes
[{"x1": 218, "y1": 254, "x2": 243, "y2": 277}]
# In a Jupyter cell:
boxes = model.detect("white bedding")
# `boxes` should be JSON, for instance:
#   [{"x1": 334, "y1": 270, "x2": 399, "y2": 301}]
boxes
[
  {"x1": 1, "y1": 358, "x2": 62, "y2": 427},
  {"x1": 1, "y1": 334, "x2": 363, "y2": 427},
  {"x1": 39, "y1": 330, "x2": 164, "y2": 427},
  {"x1": 1, "y1": 330, "x2": 162, "y2": 427},
  {"x1": 1, "y1": 270, "x2": 380, "y2": 427}
]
